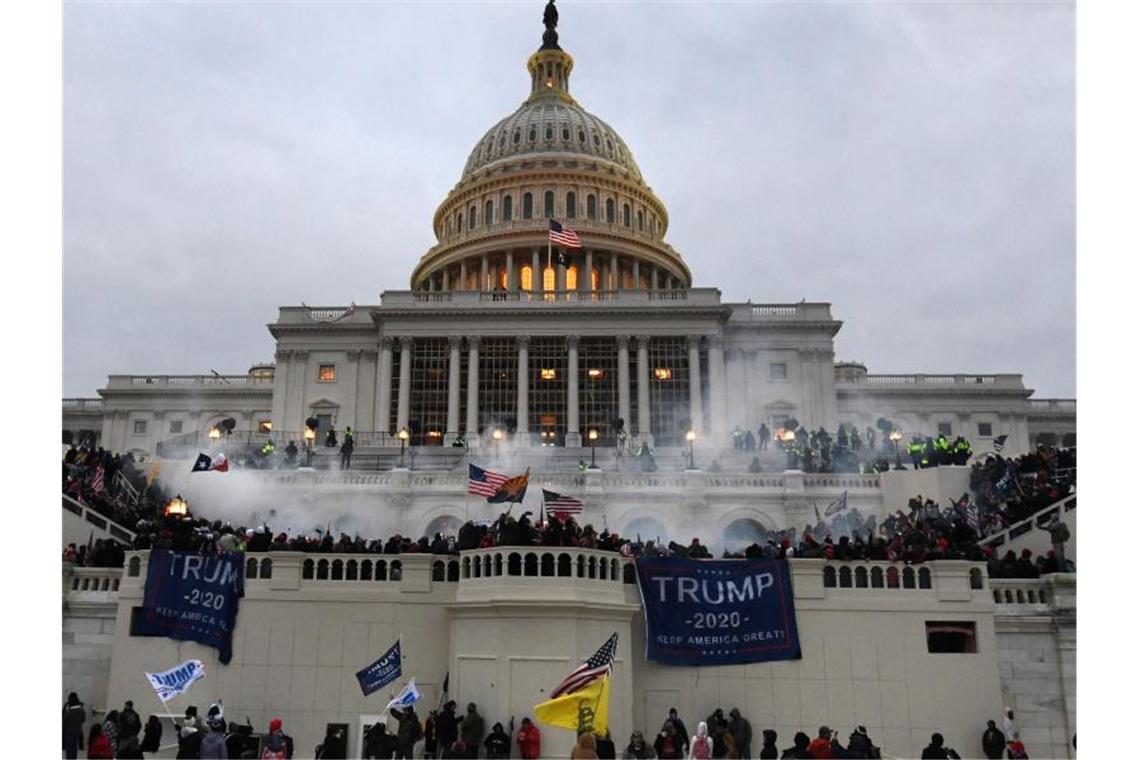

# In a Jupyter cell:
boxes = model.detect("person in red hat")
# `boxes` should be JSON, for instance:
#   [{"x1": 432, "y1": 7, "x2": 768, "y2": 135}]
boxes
[{"x1": 261, "y1": 717, "x2": 291, "y2": 759}]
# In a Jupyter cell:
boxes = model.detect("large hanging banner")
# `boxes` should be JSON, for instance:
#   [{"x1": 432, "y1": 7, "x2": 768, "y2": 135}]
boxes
[
  {"x1": 136, "y1": 551, "x2": 245, "y2": 664},
  {"x1": 635, "y1": 557, "x2": 801, "y2": 666}
]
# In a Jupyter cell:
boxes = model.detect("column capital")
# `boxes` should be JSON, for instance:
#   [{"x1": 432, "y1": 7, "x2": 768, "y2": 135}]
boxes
[
  {"x1": 293, "y1": 350, "x2": 310, "y2": 360},
  {"x1": 467, "y1": 336, "x2": 481, "y2": 350},
  {"x1": 686, "y1": 334, "x2": 703, "y2": 349},
  {"x1": 448, "y1": 335, "x2": 464, "y2": 350},
  {"x1": 706, "y1": 334, "x2": 724, "y2": 349},
  {"x1": 566, "y1": 335, "x2": 579, "y2": 350},
  {"x1": 274, "y1": 350, "x2": 291, "y2": 362},
  {"x1": 380, "y1": 336, "x2": 395, "y2": 351},
  {"x1": 362, "y1": 349, "x2": 379, "y2": 360},
  {"x1": 346, "y1": 349, "x2": 362, "y2": 361},
  {"x1": 517, "y1": 335, "x2": 530, "y2": 349},
  {"x1": 635, "y1": 334, "x2": 651, "y2": 347},
  {"x1": 399, "y1": 336, "x2": 414, "y2": 350},
  {"x1": 616, "y1": 335, "x2": 631, "y2": 350}
]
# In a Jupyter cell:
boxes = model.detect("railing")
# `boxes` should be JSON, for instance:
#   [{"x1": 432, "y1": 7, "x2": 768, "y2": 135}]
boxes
[
  {"x1": 459, "y1": 546, "x2": 634, "y2": 584},
  {"x1": 62, "y1": 398, "x2": 103, "y2": 411},
  {"x1": 1028, "y1": 399, "x2": 1077, "y2": 412},
  {"x1": 65, "y1": 566, "x2": 122, "y2": 603},
  {"x1": 113, "y1": 470, "x2": 140, "y2": 507},
  {"x1": 422, "y1": 216, "x2": 679, "y2": 258},
  {"x1": 105, "y1": 374, "x2": 273, "y2": 387},
  {"x1": 840, "y1": 374, "x2": 1025, "y2": 388},
  {"x1": 376, "y1": 288, "x2": 723, "y2": 307},
  {"x1": 62, "y1": 494, "x2": 136, "y2": 544},
  {"x1": 989, "y1": 579, "x2": 1053, "y2": 611},
  {"x1": 818, "y1": 560, "x2": 985, "y2": 593},
  {"x1": 979, "y1": 493, "x2": 1076, "y2": 550}
]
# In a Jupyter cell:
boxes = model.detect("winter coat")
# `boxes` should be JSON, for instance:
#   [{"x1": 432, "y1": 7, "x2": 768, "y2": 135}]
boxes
[
  {"x1": 517, "y1": 723, "x2": 541, "y2": 760},
  {"x1": 982, "y1": 728, "x2": 1006, "y2": 759},
  {"x1": 623, "y1": 740, "x2": 657, "y2": 759},
  {"x1": 572, "y1": 733, "x2": 600, "y2": 760},
  {"x1": 438, "y1": 709, "x2": 460, "y2": 748},
  {"x1": 919, "y1": 745, "x2": 949, "y2": 760},
  {"x1": 200, "y1": 731, "x2": 229, "y2": 759},
  {"x1": 63, "y1": 703, "x2": 87, "y2": 737},
  {"x1": 596, "y1": 735, "x2": 617, "y2": 759},
  {"x1": 485, "y1": 730, "x2": 511, "y2": 758},
  {"x1": 807, "y1": 737, "x2": 834, "y2": 759},
  {"x1": 117, "y1": 734, "x2": 144, "y2": 759},
  {"x1": 177, "y1": 725, "x2": 203, "y2": 758},
  {"x1": 728, "y1": 717, "x2": 752, "y2": 754},
  {"x1": 460, "y1": 711, "x2": 485, "y2": 749},
  {"x1": 141, "y1": 720, "x2": 163, "y2": 753},
  {"x1": 390, "y1": 709, "x2": 423, "y2": 748},
  {"x1": 87, "y1": 734, "x2": 113, "y2": 759}
]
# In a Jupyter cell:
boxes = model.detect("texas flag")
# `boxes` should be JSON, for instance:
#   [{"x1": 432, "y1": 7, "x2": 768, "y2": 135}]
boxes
[{"x1": 191, "y1": 452, "x2": 229, "y2": 473}]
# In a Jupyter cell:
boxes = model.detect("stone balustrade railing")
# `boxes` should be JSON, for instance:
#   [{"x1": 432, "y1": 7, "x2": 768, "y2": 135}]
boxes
[
  {"x1": 989, "y1": 575, "x2": 1076, "y2": 615},
  {"x1": 839, "y1": 374, "x2": 1025, "y2": 388},
  {"x1": 63, "y1": 398, "x2": 103, "y2": 411},
  {"x1": 376, "y1": 288, "x2": 724, "y2": 308},
  {"x1": 1027, "y1": 399, "x2": 1077, "y2": 412},
  {"x1": 105, "y1": 374, "x2": 272, "y2": 387},
  {"x1": 64, "y1": 565, "x2": 122, "y2": 604}
]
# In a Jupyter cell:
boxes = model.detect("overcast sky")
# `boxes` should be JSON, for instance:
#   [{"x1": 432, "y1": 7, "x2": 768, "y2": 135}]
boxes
[{"x1": 63, "y1": 1, "x2": 1075, "y2": 399}]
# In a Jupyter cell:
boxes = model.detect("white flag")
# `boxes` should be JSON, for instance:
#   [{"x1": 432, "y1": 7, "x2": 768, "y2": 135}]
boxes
[
  {"x1": 384, "y1": 678, "x2": 421, "y2": 711},
  {"x1": 145, "y1": 659, "x2": 205, "y2": 703}
]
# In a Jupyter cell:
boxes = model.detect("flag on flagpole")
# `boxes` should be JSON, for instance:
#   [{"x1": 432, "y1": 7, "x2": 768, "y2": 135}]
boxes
[
  {"x1": 355, "y1": 640, "x2": 403, "y2": 697},
  {"x1": 384, "y1": 678, "x2": 422, "y2": 712},
  {"x1": 468, "y1": 464, "x2": 509, "y2": 497},
  {"x1": 487, "y1": 468, "x2": 530, "y2": 504},
  {"x1": 542, "y1": 489, "x2": 584, "y2": 518},
  {"x1": 550, "y1": 633, "x2": 618, "y2": 699},
  {"x1": 548, "y1": 219, "x2": 583, "y2": 249},
  {"x1": 824, "y1": 491, "x2": 849, "y2": 517},
  {"x1": 145, "y1": 659, "x2": 206, "y2": 703},
  {"x1": 534, "y1": 672, "x2": 611, "y2": 736},
  {"x1": 191, "y1": 452, "x2": 229, "y2": 473},
  {"x1": 992, "y1": 434, "x2": 1008, "y2": 454},
  {"x1": 91, "y1": 465, "x2": 106, "y2": 493}
]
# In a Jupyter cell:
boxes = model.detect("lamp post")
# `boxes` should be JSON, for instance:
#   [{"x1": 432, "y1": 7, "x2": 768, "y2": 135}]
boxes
[
  {"x1": 208, "y1": 427, "x2": 221, "y2": 450},
  {"x1": 685, "y1": 429, "x2": 697, "y2": 470},
  {"x1": 303, "y1": 428, "x2": 315, "y2": 467},
  {"x1": 397, "y1": 427, "x2": 410, "y2": 468},
  {"x1": 890, "y1": 429, "x2": 905, "y2": 470},
  {"x1": 492, "y1": 427, "x2": 503, "y2": 464},
  {"x1": 588, "y1": 428, "x2": 599, "y2": 469}
]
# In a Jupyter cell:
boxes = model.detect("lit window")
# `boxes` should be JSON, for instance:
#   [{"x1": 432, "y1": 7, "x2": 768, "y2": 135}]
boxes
[
  {"x1": 258, "y1": 420, "x2": 272, "y2": 434},
  {"x1": 318, "y1": 364, "x2": 337, "y2": 382},
  {"x1": 654, "y1": 368, "x2": 672, "y2": 381},
  {"x1": 566, "y1": 265, "x2": 578, "y2": 290},
  {"x1": 133, "y1": 420, "x2": 147, "y2": 435},
  {"x1": 427, "y1": 430, "x2": 442, "y2": 439},
  {"x1": 978, "y1": 422, "x2": 993, "y2": 437},
  {"x1": 541, "y1": 368, "x2": 557, "y2": 380},
  {"x1": 543, "y1": 266, "x2": 555, "y2": 291},
  {"x1": 587, "y1": 368, "x2": 604, "y2": 379},
  {"x1": 770, "y1": 363, "x2": 788, "y2": 380},
  {"x1": 169, "y1": 420, "x2": 183, "y2": 435},
  {"x1": 520, "y1": 266, "x2": 533, "y2": 290}
]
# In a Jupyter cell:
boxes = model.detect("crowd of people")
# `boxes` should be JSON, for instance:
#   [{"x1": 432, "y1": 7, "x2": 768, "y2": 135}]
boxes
[
  {"x1": 67, "y1": 690, "x2": 1040, "y2": 760},
  {"x1": 969, "y1": 447, "x2": 1076, "y2": 530}
]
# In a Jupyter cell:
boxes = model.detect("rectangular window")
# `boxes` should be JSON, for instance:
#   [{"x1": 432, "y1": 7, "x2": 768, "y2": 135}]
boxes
[
  {"x1": 648, "y1": 338, "x2": 689, "y2": 446},
  {"x1": 770, "y1": 362, "x2": 787, "y2": 380},
  {"x1": 133, "y1": 420, "x2": 147, "y2": 435},
  {"x1": 925, "y1": 621, "x2": 977, "y2": 653},
  {"x1": 937, "y1": 422, "x2": 953, "y2": 437},
  {"x1": 579, "y1": 338, "x2": 619, "y2": 446},
  {"x1": 258, "y1": 420, "x2": 272, "y2": 434},
  {"x1": 530, "y1": 338, "x2": 565, "y2": 445},
  {"x1": 318, "y1": 364, "x2": 337, "y2": 382},
  {"x1": 978, "y1": 422, "x2": 993, "y2": 437},
  {"x1": 169, "y1": 420, "x2": 183, "y2": 435},
  {"x1": 409, "y1": 338, "x2": 449, "y2": 446}
]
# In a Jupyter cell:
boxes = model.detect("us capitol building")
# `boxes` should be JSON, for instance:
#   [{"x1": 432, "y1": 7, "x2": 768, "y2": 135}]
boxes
[{"x1": 62, "y1": 5, "x2": 1076, "y2": 758}]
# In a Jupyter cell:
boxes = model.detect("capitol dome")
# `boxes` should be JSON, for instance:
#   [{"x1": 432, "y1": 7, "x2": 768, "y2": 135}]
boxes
[{"x1": 410, "y1": 4, "x2": 690, "y2": 293}]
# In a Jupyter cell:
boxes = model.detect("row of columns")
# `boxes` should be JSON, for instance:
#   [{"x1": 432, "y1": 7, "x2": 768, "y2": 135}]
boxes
[
  {"x1": 422, "y1": 248, "x2": 682, "y2": 293},
  {"x1": 374, "y1": 334, "x2": 728, "y2": 444}
]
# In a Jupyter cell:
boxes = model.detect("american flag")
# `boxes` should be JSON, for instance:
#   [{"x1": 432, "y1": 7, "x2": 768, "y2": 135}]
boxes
[
  {"x1": 992, "y1": 434, "x2": 1008, "y2": 454},
  {"x1": 542, "y1": 488, "x2": 583, "y2": 518},
  {"x1": 91, "y1": 465, "x2": 106, "y2": 494},
  {"x1": 468, "y1": 464, "x2": 509, "y2": 498},
  {"x1": 965, "y1": 504, "x2": 980, "y2": 532},
  {"x1": 548, "y1": 219, "x2": 582, "y2": 249},
  {"x1": 550, "y1": 632, "x2": 618, "y2": 699}
]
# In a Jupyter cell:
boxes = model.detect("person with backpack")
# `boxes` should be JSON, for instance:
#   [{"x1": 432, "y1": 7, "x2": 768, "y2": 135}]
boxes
[{"x1": 689, "y1": 722, "x2": 713, "y2": 760}]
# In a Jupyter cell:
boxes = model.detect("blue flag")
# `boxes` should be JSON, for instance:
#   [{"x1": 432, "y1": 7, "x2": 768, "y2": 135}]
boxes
[{"x1": 356, "y1": 640, "x2": 403, "y2": 697}]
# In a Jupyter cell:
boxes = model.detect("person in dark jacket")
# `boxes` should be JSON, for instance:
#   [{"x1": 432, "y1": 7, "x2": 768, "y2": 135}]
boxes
[
  {"x1": 141, "y1": 716, "x2": 163, "y2": 754},
  {"x1": 199, "y1": 717, "x2": 228, "y2": 759},
  {"x1": 119, "y1": 700, "x2": 143, "y2": 742},
  {"x1": 668, "y1": 709, "x2": 690, "y2": 757},
  {"x1": 484, "y1": 723, "x2": 511, "y2": 759},
  {"x1": 981, "y1": 720, "x2": 1006, "y2": 760},
  {"x1": 117, "y1": 732, "x2": 145, "y2": 760},
  {"x1": 623, "y1": 731, "x2": 656, "y2": 759},
  {"x1": 460, "y1": 703, "x2": 485, "y2": 759},
  {"x1": 390, "y1": 706, "x2": 422, "y2": 759},
  {"x1": 654, "y1": 722, "x2": 683, "y2": 760},
  {"x1": 727, "y1": 709, "x2": 752, "y2": 759},
  {"x1": 176, "y1": 716, "x2": 203, "y2": 759},
  {"x1": 758, "y1": 730, "x2": 778, "y2": 760},
  {"x1": 422, "y1": 711, "x2": 438, "y2": 758},
  {"x1": 363, "y1": 722, "x2": 396, "y2": 759},
  {"x1": 63, "y1": 692, "x2": 87, "y2": 760},
  {"x1": 437, "y1": 702, "x2": 459, "y2": 758},
  {"x1": 920, "y1": 733, "x2": 949, "y2": 760},
  {"x1": 779, "y1": 732, "x2": 812, "y2": 760},
  {"x1": 845, "y1": 727, "x2": 876, "y2": 759},
  {"x1": 595, "y1": 729, "x2": 617, "y2": 759}
]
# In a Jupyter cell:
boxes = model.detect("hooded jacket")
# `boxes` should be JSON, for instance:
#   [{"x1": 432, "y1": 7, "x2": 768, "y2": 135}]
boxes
[
  {"x1": 517, "y1": 721, "x2": 542, "y2": 760},
  {"x1": 572, "y1": 733, "x2": 600, "y2": 760}
]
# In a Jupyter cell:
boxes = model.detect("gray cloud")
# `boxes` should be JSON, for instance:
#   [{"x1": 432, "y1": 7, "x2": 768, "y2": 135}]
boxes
[{"x1": 64, "y1": 1, "x2": 1074, "y2": 398}]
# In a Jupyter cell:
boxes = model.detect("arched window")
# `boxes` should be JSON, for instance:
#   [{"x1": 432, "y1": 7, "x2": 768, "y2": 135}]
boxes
[
  {"x1": 545, "y1": 126, "x2": 553, "y2": 140},
  {"x1": 565, "y1": 265, "x2": 577, "y2": 290},
  {"x1": 468, "y1": 206, "x2": 476, "y2": 230},
  {"x1": 838, "y1": 566, "x2": 853, "y2": 588},
  {"x1": 375, "y1": 561, "x2": 388, "y2": 581},
  {"x1": 566, "y1": 192, "x2": 577, "y2": 218},
  {"x1": 317, "y1": 560, "x2": 329, "y2": 581},
  {"x1": 462, "y1": 557, "x2": 471, "y2": 579},
  {"x1": 361, "y1": 560, "x2": 373, "y2": 581},
  {"x1": 246, "y1": 558, "x2": 258, "y2": 580},
  {"x1": 513, "y1": 129, "x2": 520, "y2": 144},
  {"x1": 544, "y1": 191, "x2": 555, "y2": 218},
  {"x1": 543, "y1": 266, "x2": 555, "y2": 291},
  {"x1": 587, "y1": 194, "x2": 597, "y2": 219},
  {"x1": 886, "y1": 567, "x2": 900, "y2": 588},
  {"x1": 259, "y1": 558, "x2": 272, "y2": 579},
  {"x1": 484, "y1": 200, "x2": 493, "y2": 226},
  {"x1": 902, "y1": 567, "x2": 916, "y2": 589},
  {"x1": 528, "y1": 127, "x2": 536, "y2": 142},
  {"x1": 524, "y1": 554, "x2": 538, "y2": 577},
  {"x1": 520, "y1": 265, "x2": 533, "y2": 290},
  {"x1": 332, "y1": 560, "x2": 344, "y2": 581},
  {"x1": 457, "y1": 212, "x2": 463, "y2": 231},
  {"x1": 433, "y1": 561, "x2": 445, "y2": 582},
  {"x1": 558, "y1": 553, "x2": 572, "y2": 577},
  {"x1": 576, "y1": 555, "x2": 586, "y2": 578},
  {"x1": 855, "y1": 566, "x2": 868, "y2": 588},
  {"x1": 128, "y1": 556, "x2": 141, "y2": 577},
  {"x1": 591, "y1": 268, "x2": 600, "y2": 290},
  {"x1": 523, "y1": 193, "x2": 533, "y2": 219},
  {"x1": 503, "y1": 195, "x2": 513, "y2": 221},
  {"x1": 871, "y1": 567, "x2": 884, "y2": 588},
  {"x1": 918, "y1": 567, "x2": 932, "y2": 589},
  {"x1": 623, "y1": 563, "x2": 636, "y2": 584},
  {"x1": 390, "y1": 560, "x2": 402, "y2": 581},
  {"x1": 562, "y1": 127, "x2": 570, "y2": 141},
  {"x1": 605, "y1": 198, "x2": 615, "y2": 223},
  {"x1": 823, "y1": 566, "x2": 837, "y2": 588},
  {"x1": 578, "y1": 129, "x2": 586, "y2": 143},
  {"x1": 637, "y1": 209, "x2": 644, "y2": 230},
  {"x1": 623, "y1": 203, "x2": 631, "y2": 227},
  {"x1": 346, "y1": 560, "x2": 358, "y2": 581},
  {"x1": 541, "y1": 554, "x2": 555, "y2": 576},
  {"x1": 448, "y1": 560, "x2": 459, "y2": 582},
  {"x1": 303, "y1": 559, "x2": 314, "y2": 579}
]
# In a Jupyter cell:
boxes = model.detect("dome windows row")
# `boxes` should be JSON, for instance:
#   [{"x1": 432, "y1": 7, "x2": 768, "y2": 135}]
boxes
[
  {"x1": 442, "y1": 188, "x2": 661, "y2": 239},
  {"x1": 474, "y1": 111, "x2": 629, "y2": 175}
]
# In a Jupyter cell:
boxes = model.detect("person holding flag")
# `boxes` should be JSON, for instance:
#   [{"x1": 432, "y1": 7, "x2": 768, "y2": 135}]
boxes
[
  {"x1": 386, "y1": 679, "x2": 423, "y2": 760},
  {"x1": 534, "y1": 633, "x2": 617, "y2": 739}
]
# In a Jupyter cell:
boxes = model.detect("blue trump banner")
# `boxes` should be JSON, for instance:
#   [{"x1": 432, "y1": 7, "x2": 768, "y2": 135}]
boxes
[
  {"x1": 136, "y1": 551, "x2": 245, "y2": 664},
  {"x1": 356, "y1": 640, "x2": 403, "y2": 697},
  {"x1": 636, "y1": 557, "x2": 801, "y2": 666}
]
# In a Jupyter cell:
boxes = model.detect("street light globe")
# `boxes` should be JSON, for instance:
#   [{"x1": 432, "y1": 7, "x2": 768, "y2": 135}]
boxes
[
  {"x1": 492, "y1": 428, "x2": 504, "y2": 441},
  {"x1": 303, "y1": 428, "x2": 315, "y2": 442},
  {"x1": 397, "y1": 428, "x2": 410, "y2": 441},
  {"x1": 890, "y1": 430, "x2": 902, "y2": 442},
  {"x1": 685, "y1": 430, "x2": 697, "y2": 442},
  {"x1": 208, "y1": 428, "x2": 221, "y2": 440},
  {"x1": 588, "y1": 429, "x2": 599, "y2": 441}
]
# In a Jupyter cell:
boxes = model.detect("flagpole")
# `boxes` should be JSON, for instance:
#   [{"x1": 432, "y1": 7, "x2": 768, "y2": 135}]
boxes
[{"x1": 547, "y1": 232, "x2": 552, "y2": 296}]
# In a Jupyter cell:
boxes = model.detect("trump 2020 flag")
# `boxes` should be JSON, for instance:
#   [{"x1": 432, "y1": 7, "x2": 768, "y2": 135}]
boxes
[
  {"x1": 384, "y1": 678, "x2": 421, "y2": 711},
  {"x1": 145, "y1": 659, "x2": 205, "y2": 703},
  {"x1": 356, "y1": 640, "x2": 402, "y2": 697}
]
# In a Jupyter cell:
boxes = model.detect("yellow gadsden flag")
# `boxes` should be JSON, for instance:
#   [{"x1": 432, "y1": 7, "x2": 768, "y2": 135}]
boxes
[{"x1": 534, "y1": 675, "x2": 611, "y2": 736}]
